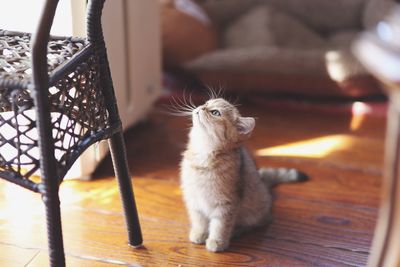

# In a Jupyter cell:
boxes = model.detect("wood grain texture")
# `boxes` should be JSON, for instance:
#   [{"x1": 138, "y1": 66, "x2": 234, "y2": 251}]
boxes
[
  {"x1": 0, "y1": 98, "x2": 385, "y2": 266},
  {"x1": 27, "y1": 251, "x2": 121, "y2": 267},
  {"x1": 0, "y1": 243, "x2": 39, "y2": 267}
]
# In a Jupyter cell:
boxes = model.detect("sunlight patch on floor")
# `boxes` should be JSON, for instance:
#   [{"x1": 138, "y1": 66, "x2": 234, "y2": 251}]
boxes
[
  {"x1": 0, "y1": 182, "x2": 42, "y2": 244},
  {"x1": 256, "y1": 134, "x2": 351, "y2": 158},
  {"x1": 0, "y1": 182, "x2": 40, "y2": 220},
  {"x1": 60, "y1": 181, "x2": 118, "y2": 205}
]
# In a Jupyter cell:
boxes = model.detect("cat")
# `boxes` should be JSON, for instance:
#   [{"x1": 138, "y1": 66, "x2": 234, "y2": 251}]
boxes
[{"x1": 179, "y1": 97, "x2": 308, "y2": 252}]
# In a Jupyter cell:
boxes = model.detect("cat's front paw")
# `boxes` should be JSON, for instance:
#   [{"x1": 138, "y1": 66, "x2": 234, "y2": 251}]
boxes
[
  {"x1": 206, "y1": 238, "x2": 229, "y2": 252},
  {"x1": 189, "y1": 229, "x2": 208, "y2": 244}
]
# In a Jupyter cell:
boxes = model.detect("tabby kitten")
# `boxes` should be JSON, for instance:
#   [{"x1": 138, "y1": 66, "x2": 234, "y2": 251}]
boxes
[{"x1": 180, "y1": 98, "x2": 307, "y2": 252}]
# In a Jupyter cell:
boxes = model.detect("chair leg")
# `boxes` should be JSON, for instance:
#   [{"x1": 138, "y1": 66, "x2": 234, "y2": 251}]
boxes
[
  {"x1": 42, "y1": 189, "x2": 65, "y2": 267},
  {"x1": 109, "y1": 131, "x2": 143, "y2": 246}
]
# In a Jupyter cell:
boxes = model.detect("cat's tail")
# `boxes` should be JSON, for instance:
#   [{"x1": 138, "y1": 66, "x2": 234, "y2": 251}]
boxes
[{"x1": 259, "y1": 167, "x2": 309, "y2": 187}]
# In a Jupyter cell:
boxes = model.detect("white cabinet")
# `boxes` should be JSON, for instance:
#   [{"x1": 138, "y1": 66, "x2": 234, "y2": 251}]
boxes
[{"x1": 103, "y1": 0, "x2": 161, "y2": 129}]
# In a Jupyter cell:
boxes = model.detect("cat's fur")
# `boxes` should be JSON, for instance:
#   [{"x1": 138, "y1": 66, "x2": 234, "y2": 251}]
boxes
[{"x1": 180, "y1": 98, "x2": 307, "y2": 252}]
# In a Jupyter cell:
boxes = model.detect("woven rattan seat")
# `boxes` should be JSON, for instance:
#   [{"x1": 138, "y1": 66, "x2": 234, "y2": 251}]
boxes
[
  {"x1": 0, "y1": 30, "x2": 86, "y2": 84},
  {"x1": 0, "y1": 30, "x2": 106, "y2": 189},
  {"x1": 0, "y1": 1, "x2": 142, "y2": 266}
]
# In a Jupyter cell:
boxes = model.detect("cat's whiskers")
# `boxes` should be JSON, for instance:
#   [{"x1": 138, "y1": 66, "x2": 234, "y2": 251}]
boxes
[
  {"x1": 206, "y1": 85, "x2": 218, "y2": 99},
  {"x1": 165, "y1": 95, "x2": 195, "y2": 117},
  {"x1": 182, "y1": 90, "x2": 197, "y2": 110},
  {"x1": 188, "y1": 91, "x2": 196, "y2": 110},
  {"x1": 178, "y1": 95, "x2": 196, "y2": 113},
  {"x1": 206, "y1": 84, "x2": 226, "y2": 100}
]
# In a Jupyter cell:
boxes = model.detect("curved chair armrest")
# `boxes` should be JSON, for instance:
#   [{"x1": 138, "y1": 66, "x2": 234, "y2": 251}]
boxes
[
  {"x1": 30, "y1": 0, "x2": 108, "y2": 90},
  {"x1": 87, "y1": 0, "x2": 106, "y2": 44},
  {"x1": 30, "y1": 0, "x2": 60, "y2": 90}
]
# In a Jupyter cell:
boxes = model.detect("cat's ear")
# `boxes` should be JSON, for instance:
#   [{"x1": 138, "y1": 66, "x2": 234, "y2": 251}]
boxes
[{"x1": 236, "y1": 117, "x2": 255, "y2": 139}]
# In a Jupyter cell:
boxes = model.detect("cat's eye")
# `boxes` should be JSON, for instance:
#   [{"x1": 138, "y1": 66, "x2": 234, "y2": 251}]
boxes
[{"x1": 210, "y1": 110, "x2": 221, "y2": 116}]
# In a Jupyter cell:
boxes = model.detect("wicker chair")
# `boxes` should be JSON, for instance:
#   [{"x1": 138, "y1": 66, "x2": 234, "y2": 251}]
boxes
[{"x1": 0, "y1": 0, "x2": 142, "y2": 266}]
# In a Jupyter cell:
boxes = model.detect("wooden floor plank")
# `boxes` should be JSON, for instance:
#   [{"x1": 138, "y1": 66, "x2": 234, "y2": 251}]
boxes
[{"x1": 27, "y1": 251, "x2": 127, "y2": 267}]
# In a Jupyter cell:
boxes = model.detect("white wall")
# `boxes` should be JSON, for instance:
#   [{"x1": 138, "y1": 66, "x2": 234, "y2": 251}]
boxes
[{"x1": 0, "y1": 0, "x2": 79, "y2": 36}]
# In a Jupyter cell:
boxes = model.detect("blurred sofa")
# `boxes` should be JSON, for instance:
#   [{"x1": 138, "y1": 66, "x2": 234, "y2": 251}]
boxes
[{"x1": 162, "y1": 0, "x2": 394, "y2": 97}]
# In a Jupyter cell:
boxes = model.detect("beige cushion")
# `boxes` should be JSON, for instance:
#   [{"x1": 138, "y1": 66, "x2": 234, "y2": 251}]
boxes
[
  {"x1": 185, "y1": 47, "x2": 329, "y2": 76},
  {"x1": 198, "y1": 0, "x2": 366, "y2": 35},
  {"x1": 223, "y1": 5, "x2": 327, "y2": 50},
  {"x1": 185, "y1": 43, "x2": 367, "y2": 82},
  {"x1": 194, "y1": 0, "x2": 260, "y2": 27},
  {"x1": 265, "y1": 0, "x2": 366, "y2": 34}
]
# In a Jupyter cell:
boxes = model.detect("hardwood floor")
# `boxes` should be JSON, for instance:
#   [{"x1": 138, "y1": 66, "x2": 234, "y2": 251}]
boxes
[{"x1": 0, "y1": 97, "x2": 385, "y2": 266}]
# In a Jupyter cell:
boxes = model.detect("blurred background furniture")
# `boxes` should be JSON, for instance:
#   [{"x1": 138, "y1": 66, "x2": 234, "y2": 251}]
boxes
[
  {"x1": 353, "y1": 5, "x2": 400, "y2": 267},
  {"x1": 0, "y1": 0, "x2": 143, "y2": 265},
  {"x1": 0, "y1": 0, "x2": 161, "y2": 179},
  {"x1": 162, "y1": 0, "x2": 394, "y2": 98}
]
